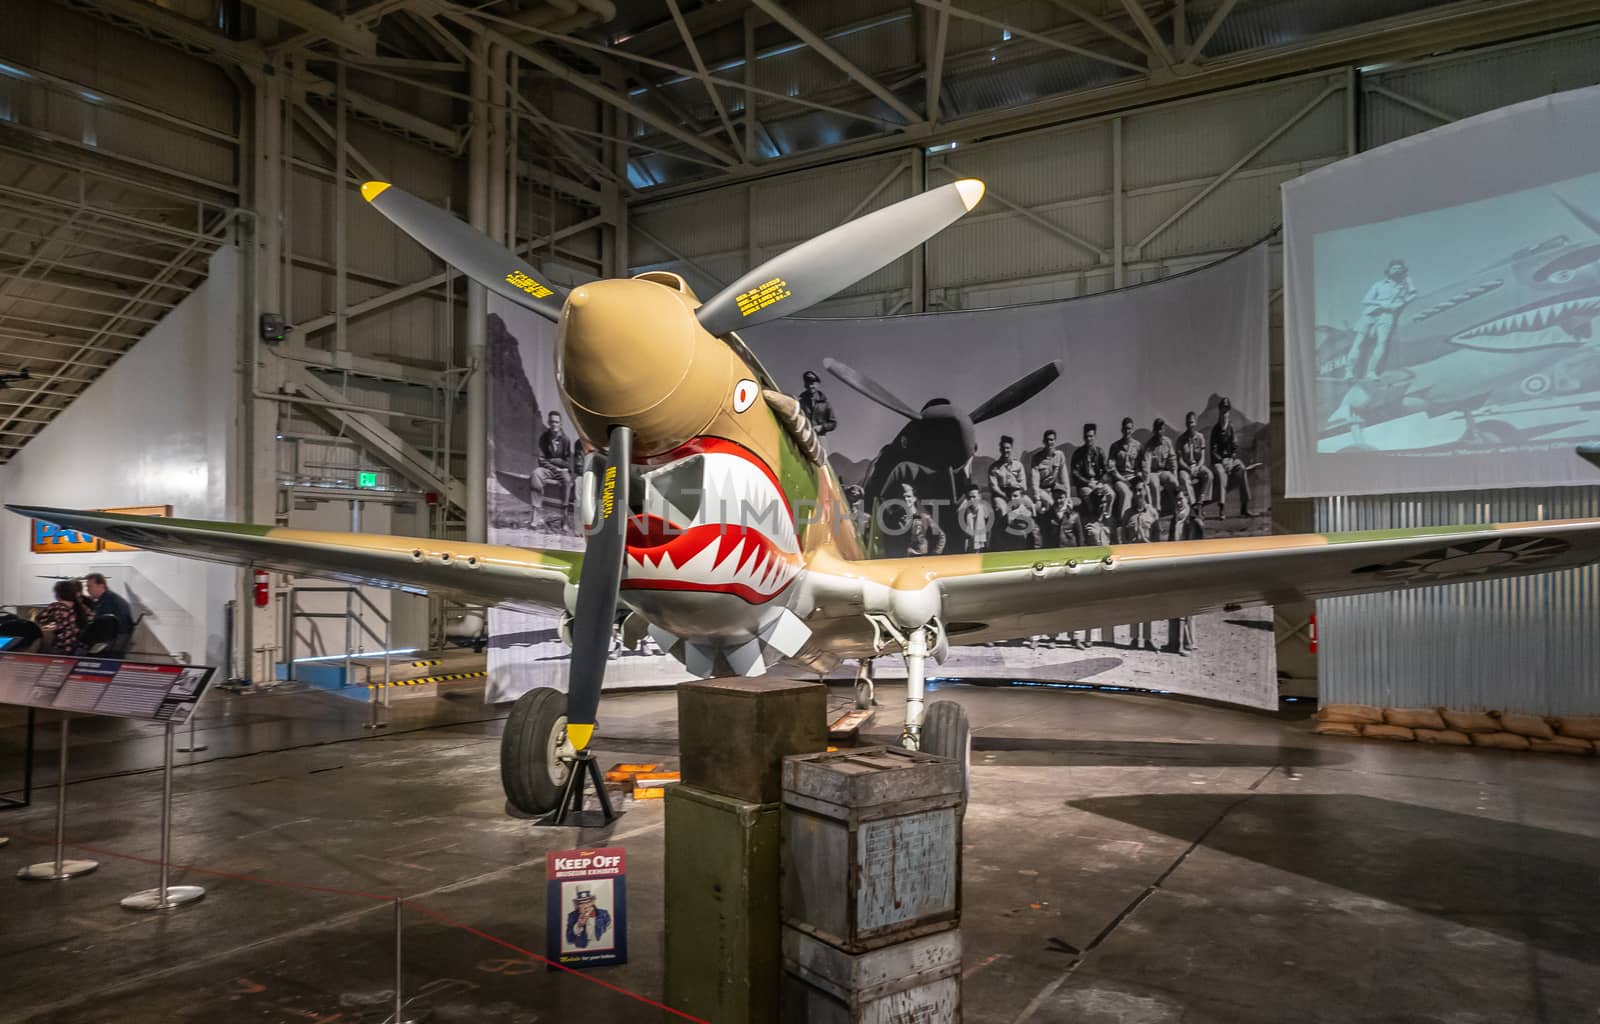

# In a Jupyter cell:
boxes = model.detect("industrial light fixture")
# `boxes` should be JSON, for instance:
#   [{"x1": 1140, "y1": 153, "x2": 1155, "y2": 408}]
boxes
[{"x1": 0, "y1": 367, "x2": 30, "y2": 389}]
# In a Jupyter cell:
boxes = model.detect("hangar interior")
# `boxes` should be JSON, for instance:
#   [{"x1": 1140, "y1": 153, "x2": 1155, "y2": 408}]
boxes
[{"x1": 0, "y1": 0, "x2": 1598, "y2": 1021}]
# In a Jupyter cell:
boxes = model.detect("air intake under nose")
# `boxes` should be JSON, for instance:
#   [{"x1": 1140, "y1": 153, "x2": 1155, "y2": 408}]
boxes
[{"x1": 642, "y1": 454, "x2": 705, "y2": 528}]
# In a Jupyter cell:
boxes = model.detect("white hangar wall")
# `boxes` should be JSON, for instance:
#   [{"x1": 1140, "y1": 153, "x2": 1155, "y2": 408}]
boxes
[
  {"x1": 628, "y1": 25, "x2": 1600, "y2": 709},
  {"x1": 0, "y1": 247, "x2": 240, "y2": 668}
]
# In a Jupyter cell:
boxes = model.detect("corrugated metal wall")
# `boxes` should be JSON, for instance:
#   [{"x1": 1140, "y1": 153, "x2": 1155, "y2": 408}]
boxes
[{"x1": 1316, "y1": 488, "x2": 1600, "y2": 715}]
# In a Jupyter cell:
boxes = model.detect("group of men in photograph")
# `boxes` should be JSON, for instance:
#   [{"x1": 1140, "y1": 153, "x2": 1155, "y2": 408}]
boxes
[{"x1": 961, "y1": 400, "x2": 1256, "y2": 554}]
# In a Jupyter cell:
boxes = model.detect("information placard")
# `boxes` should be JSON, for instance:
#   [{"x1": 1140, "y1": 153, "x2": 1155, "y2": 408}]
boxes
[
  {"x1": 546, "y1": 846, "x2": 627, "y2": 969},
  {"x1": 0, "y1": 652, "x2": 215, "y2": 724}
]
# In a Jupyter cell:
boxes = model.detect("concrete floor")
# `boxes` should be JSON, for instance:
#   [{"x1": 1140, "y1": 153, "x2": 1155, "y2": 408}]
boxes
[{"x1": 0, "y1": 680, "x2": 1596, "y2": 1023}]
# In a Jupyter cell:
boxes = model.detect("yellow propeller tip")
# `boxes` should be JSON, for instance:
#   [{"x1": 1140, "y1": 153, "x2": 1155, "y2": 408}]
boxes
[
  {"x1": 954, "y1": 178, "x2": 985, "y2": 211},
  {"x1": 360, "y1": 181, "x2": 392, "y2": 203},
  {"x1": 566, "y1": 722, "x2": 595, "y2": 751}
]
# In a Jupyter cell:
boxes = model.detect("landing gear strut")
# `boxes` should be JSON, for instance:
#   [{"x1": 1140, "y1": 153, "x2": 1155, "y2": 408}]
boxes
[
  {"x1": 865, "y1": 615, "x2": 971, "y2": 789},
  {"x1": 854, "y1": 659, "x2": 876, "y2": 710}
]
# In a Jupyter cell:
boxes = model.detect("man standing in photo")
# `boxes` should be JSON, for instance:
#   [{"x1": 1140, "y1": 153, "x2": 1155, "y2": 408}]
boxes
[
  {"x1": 799, "y1": 370, "x2": 837, "y2": 436},
  {"x1": 1344, "y1": 258, "x2": 1416, "y2": 380}
]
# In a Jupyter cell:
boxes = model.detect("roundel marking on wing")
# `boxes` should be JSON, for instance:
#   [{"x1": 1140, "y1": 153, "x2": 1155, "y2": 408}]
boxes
[{"x1": 1350, "y1": 536, "x2": 1570, "y2": 583}]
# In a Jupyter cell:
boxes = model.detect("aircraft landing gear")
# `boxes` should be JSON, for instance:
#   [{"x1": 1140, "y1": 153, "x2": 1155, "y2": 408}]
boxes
[
  {"x1": 867, "y1": 615, "x2": 971, "y2": 793},
  {"x1": 500, "y1": 687, "x2": 573, "y2": 817},
  {"x1": 854, "y1": 659, "x2": 876, "y2": 710}
]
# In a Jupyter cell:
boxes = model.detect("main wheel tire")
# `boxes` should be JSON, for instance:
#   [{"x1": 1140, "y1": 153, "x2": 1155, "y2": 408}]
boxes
[
  {"x1": 921, "y1": 700, "x2": 971, "y2": 790},
  {"x1": 501, "y1": 687, "x2": 572, "y2": 816}
]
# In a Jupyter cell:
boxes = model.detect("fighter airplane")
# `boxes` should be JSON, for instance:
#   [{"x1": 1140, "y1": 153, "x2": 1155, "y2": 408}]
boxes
[
  {"x1": 11, "y1": 179, "x2": 1600, "y2": 817},
  {"x1": 827, "y1": 356, "x2": 1063, "y2": 551},
  {"x1": 1317, "y1": 196, "x2": 1600, "y2": 450}
]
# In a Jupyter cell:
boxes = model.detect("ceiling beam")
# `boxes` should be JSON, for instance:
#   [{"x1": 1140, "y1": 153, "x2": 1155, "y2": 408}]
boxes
[
  {"x1": 926, "y1": 1, "x2": 951, "y2": 124},
  {"x1": 1117, "y1": 0, "x2": 1174, "y2": 67},
  {"x1": 1187, "y1": 0, "x2": 1241, "y2": 62},
  {"x1": 916, "y1": 0, "x2": 1148, "y2": 76},
  {"x1": 751, "y1": 0, "x2": 922, "y2": 125},
  {"x1": 630, "y1": 0, "x2": 1600, "y2": 201},
  {"x1": 242, "y1": 0, "x2": 377, "y2": 54},
  {"x1": 433, "y1": 9, "x2": 742, "y2": 167},
  {"x1": 54, "y1": 0, "x2": 266, "y2": 65},
  {"x1": 1043, "y1": 0, "x2": 1150, "y2": 56},
  {"x1": 665, "y1": 0, "x2": 744, "y2": 159}
]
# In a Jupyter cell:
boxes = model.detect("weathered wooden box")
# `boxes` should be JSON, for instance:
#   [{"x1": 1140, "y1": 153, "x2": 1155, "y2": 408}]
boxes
[
  {"x1": 678, "y1": 677, "x2": 827, "y2": 804},
  {"x1": 781, "y1": 924, "x2": 961, "y2": 1024},
  {"x1": 782, "y1": 747, "x2": 963, "y2": 953}
]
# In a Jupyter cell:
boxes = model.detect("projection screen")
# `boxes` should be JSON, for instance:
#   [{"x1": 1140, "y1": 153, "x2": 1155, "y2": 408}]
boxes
[{"x1": 1284, "y1": 84, "x2": 1600, "y2": 497}]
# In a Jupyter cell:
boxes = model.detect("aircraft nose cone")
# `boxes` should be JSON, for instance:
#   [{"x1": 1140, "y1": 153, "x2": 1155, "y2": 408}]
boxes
[
  {"x1": 561, "y1": 278, "x2": 695, "y2": 421},
  {"x1": 558, "y1": 277, "x2": 731, "y2": 455}
]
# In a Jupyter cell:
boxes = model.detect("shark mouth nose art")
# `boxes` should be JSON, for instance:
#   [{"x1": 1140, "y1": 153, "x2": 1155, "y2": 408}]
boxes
[
  {"x1": 1452, "y1": 296, "x2": 1600, "y2": 350},
  {"x1": 623, "y1": 438, "x2": 801, "y2": 604}
]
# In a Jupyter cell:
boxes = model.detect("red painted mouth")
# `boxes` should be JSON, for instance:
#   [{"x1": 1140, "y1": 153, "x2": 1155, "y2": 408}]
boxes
[{"x1": 622, "y1": 437, "x2": 800, "y2": 604}]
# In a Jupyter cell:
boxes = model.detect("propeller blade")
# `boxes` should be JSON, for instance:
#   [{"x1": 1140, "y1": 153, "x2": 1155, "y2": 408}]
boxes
[
  {"x1": 696, "y1": 180, "x2": 986, "y2": 336},
  {"x1": 970, "y1": 361, "x2": 1064, "y2": 424},
  {"x1": 359, "y1": 182, "x2": 566, "y2": 323},
  {"x1": 823, "y1": 357, "x2": 922, "y2": 420},
  {"x1": 564, "y1": 425, "x2": 632, "y2": 751}
]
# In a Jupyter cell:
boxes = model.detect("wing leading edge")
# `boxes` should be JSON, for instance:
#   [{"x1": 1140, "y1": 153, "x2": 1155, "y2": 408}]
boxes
[
  {"x1": 865, "y1": 518, "x2": 1600, "y2": 642},
  {"x1": 9, "y1": 506, "x2": 579, "y2": 613}
]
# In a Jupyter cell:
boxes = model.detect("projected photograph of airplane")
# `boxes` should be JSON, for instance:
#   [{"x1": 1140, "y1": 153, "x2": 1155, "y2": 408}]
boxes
[{"x1": 1314, "y1": 184, "x2": 1600, "y2": 453}]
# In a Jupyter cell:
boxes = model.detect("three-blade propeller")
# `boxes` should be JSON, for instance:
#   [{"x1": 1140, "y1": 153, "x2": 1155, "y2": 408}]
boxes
[{"x1": 357, "y1": 175, "x2": 988, "y2": 751}]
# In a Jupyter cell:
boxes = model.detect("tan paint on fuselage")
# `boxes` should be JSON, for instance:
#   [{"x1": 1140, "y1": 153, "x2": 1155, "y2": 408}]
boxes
[{"x1": 557, "y1": 273, "x2": 866, "y2": 563}]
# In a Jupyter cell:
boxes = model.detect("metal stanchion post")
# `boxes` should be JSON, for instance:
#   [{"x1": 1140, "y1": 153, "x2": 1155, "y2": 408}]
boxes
[
  {"x1": 121, "y1": 722, "x2": 204, "y2": 911},
  {"x1": 176, "y1": 711, "x2": 207, "y2": 754},
  {"x1": 364, "y1": 679, "x2": 387, "y2": 729},
  {"x1": 18, "y1": 715, "x2": 97, "y2": 880},
  {"x1": 385, "y1": 896, "x2": 418, "y2": 1024}
]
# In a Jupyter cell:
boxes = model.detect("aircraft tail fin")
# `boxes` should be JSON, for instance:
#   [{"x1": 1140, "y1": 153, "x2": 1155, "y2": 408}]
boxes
[{"x1": 1580, "y1": 443, "x2": 1600, "y2": 472}]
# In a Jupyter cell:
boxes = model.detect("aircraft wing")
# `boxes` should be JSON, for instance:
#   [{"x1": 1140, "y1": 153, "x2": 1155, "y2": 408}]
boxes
[
  {"x1": 886, "y1": 519, "x2": 1600, "y2": 641},
  {"x1": 9, "y1": 506, "x2": 579, "y2": 613}
]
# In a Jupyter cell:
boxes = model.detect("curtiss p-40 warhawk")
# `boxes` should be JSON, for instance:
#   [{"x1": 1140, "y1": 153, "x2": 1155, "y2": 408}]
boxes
[{"x1": 12, "y1": 180, "x2": 1600, "y2": 818}]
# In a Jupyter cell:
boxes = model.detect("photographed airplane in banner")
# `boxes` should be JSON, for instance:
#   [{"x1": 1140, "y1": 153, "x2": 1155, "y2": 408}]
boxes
[
  {"x1": 12, "y1": 179, "x2": 1600, "y2": 817},
  {"x1": 1316, "y1": 195, "x2": 1600, "y2": 451}
]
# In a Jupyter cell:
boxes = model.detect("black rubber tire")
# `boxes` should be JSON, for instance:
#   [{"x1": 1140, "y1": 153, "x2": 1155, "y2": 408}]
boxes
[
  {"x1": 501, "y1": 687, "x2": 570, "y2": 816},
  {"x1": 921, "y1": 700, "x2": 971, "y2": 788}
]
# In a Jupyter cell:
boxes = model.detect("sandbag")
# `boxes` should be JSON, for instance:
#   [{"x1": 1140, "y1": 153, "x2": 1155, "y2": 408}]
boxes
[
  {"x1": 1440, "y1": 708, "x2": 1499, "y2": 733},
  {"x1": 1384, "y1": 707, "x2": 1445, "y2": 730},
  {"x1": 1552, "y1": 715, "x2": 1600, "y2": 741},
  {"x1": 1318, "y1": 703, "x2": 1383, "y2": 725},
  {"x1": 1496, "y1": 712, "x2": 1554, "y2": 740},
  {"x1": 1313, "y1": 720, "x2": 1361, "y2": 737},
  {"x1": 1362, "y1": 723, "x2": 1414, "y2": 742},
  {"x1": 1472, "y1": 731, "x2": 1530, "y2": 751},
  {"x1": 1413, "y1": 728, "x2": 1471, "y2": 746},
  {"x1": 1529, "y1": 736, "x2": 1593, "y2": 756}
]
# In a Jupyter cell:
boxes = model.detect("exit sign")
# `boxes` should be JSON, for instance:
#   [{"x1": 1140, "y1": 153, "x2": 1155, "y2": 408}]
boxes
[{"x1": 357, "y1": 471, "x2": 378, "y2": 488}]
